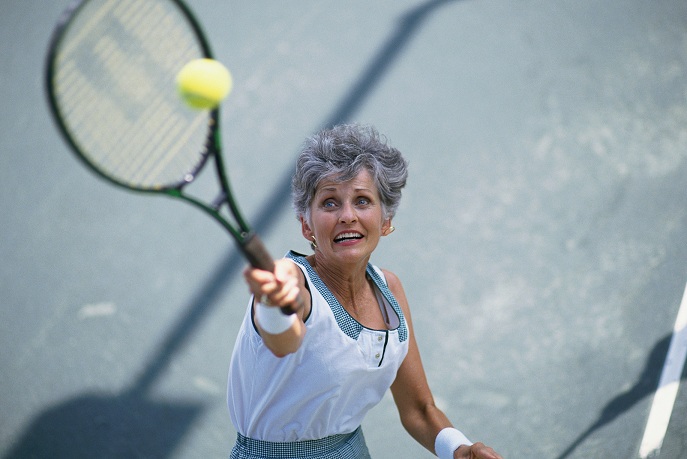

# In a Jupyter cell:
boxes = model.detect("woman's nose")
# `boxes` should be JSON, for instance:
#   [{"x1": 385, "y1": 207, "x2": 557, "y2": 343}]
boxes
[{"x1": 339, "y1": 202, "x2": 358, "y2": 223}]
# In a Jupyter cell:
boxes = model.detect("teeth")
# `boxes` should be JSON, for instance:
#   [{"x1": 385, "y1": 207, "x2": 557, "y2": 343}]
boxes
[{"x1": 335, "y1": 232, "x2": 362, "y2": 242}]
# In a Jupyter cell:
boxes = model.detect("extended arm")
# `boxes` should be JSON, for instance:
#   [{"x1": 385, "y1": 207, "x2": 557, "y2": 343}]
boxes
[{"x1": 244, "y1": 258, "x2": 311, "y2": 357}]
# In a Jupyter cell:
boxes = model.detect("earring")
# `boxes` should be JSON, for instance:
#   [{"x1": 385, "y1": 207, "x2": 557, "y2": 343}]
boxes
[
  {"x1": 386, "y1": 226, "x2": 395, "y2": 235},
  {"x1": 310, "y1": 236, "x2": 318, "y2": 250}
]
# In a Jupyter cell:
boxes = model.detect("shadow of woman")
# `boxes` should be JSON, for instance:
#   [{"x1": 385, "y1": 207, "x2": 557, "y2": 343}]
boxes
[{"x1": 3, "y1": 391, "x2": 202, "y2": 459}]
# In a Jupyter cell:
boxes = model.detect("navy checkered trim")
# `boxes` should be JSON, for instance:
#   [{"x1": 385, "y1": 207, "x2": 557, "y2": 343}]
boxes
[
  {"x1": 287, "y1": 251, "x2": 407, "y2": 342},
  {"x1": 366, "y1": 264, "x2": 408, "y2": 343},
  {"x1": 231, "y1": 426, "x2": 370, "y2": 459}
]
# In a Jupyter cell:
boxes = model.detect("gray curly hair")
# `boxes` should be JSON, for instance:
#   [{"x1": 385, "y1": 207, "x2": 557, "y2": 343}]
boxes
[{"x1": 292, "y1": 124, "x2": 409, "y2": 223}]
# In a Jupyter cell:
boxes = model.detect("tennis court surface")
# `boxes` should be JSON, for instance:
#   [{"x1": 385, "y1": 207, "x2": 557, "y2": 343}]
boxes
[{"x1": 1, "y1": 0, "x2": 686, "y2": 457}]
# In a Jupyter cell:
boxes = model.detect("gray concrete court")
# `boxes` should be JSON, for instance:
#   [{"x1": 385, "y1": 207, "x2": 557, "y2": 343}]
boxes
[{"x1": 1, "y1": 0, "x2": 686, "y2": 458}]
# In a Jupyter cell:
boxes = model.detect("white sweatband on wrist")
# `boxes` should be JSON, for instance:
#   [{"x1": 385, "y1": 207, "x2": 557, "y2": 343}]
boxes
[
  {"x1": 435, "y1": 427, "x2": 473, "y2": 459},
  {"x1": 255, "y1": 301, "x2": 296, "y2": 335}
]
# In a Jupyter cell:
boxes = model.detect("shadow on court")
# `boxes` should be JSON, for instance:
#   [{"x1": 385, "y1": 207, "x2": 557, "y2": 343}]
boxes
[
  {"x1": 556, "y1": 331, "x2": 687, "y2": 459},
  {"x1": 4, "y1": 1, "x2": 460, "y2": 457},
  {"x1": 1, "y1": 248, "x2": 244, "y2": 458},
  {"x1": 3, "y1": 394, "x2": 202, "y2": 459}
]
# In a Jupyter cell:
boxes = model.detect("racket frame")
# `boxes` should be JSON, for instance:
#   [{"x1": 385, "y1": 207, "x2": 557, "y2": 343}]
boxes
[{"x1": 45, "y1": 0, "x2": 295, "y2": 310}]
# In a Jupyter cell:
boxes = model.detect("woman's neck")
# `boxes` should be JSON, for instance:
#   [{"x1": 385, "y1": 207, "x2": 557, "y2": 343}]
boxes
[
  {"x1": 307, "y1": 254, "x2": 370, "y2": 306},
  {"x1": 306, "y1": 253, "x2": 388, "y2": 329}
]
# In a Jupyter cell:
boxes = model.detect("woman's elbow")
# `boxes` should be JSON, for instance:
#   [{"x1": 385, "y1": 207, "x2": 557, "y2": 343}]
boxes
[{"x1": 262, "y1": 324, "x2": 306, "y2": 357}]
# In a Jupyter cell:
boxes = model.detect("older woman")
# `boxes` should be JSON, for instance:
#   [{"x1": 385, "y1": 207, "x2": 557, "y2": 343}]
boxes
[{"x1": 228, "y1": 124, "x2": 501, "y2": 459}]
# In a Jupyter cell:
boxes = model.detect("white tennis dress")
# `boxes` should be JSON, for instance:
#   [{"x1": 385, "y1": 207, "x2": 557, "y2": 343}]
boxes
[{"x1": 228, "y1": 251, "x2": 409, "y2": 450}]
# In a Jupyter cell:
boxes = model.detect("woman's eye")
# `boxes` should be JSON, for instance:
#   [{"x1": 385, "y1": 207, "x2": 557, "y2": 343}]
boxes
[
  {"x1": 323, "y1": 200, "x2": 336, "y2": 208},
  {"x1": 357, "y1": 197, "x2": 370, "y2": 206}
]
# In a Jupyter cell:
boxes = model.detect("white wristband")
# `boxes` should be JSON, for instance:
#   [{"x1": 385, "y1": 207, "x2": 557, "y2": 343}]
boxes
[
  {"x1": 435, "y1": 427, "x2": 473, "y2": 459},
  {"x1": 255, "y1": 301, "x2": 296, "y2": 335}
]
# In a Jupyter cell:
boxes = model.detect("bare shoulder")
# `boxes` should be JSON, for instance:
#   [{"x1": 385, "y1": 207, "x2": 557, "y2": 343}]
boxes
[
  {"x1": 380, "y1": 268, "x2": 402, "y2": 289},
  {"x1": 380, "y1": 269, "x2": 411, "y2": 315}
]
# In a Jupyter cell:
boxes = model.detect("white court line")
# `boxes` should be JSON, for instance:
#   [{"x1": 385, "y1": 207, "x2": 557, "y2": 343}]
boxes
[{"x1": 638, "y1": 282, "x2": 687, "y2": 458}]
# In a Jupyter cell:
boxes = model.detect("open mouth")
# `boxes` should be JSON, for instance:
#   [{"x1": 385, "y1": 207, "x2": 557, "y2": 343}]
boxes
[{"x1": 334, "y1": 232, "x2": 363, "y2": 243}]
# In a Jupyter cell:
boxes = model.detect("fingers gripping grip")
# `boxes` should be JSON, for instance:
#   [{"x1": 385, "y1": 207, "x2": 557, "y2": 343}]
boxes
[{"x1": 241, "y1": 233, "x2": 301, "y2": 315}]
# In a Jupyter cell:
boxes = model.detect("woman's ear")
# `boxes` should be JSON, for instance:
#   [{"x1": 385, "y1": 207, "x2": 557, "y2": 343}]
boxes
[
  {"x1": 382, "y1": 219, "x2": 394, "y2": 236},
  {"x1": 300, "y1": 216, "x2": 313, "y2": 240}
]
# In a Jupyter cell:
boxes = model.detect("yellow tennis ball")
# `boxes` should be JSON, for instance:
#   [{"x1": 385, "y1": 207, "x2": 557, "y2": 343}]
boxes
[{"x1": 176, "y1": 58, "x2": 233, "y2": 110}]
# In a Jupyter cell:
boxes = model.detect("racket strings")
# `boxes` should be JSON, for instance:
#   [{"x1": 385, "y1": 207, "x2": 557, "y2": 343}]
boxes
[{"x1": 51, "y1": 0, "x2": 211, "y2": 190}]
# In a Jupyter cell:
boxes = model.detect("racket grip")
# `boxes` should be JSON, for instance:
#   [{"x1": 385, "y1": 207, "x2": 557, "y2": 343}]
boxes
[
  {"x1": 241, "y1": 233, "x2": 301, "y2": 315},
  {"x1": 242, "y1": 232, "x2": 275, "y2": 272}
]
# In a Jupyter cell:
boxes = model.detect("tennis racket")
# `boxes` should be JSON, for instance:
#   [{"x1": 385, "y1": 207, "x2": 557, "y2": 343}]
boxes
[{"x1": 46, "y1": 0, "x2": 298, "y2": 314}]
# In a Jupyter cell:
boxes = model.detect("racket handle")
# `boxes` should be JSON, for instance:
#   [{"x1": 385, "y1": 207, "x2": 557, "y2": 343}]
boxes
[
  {"x1": 242, "y1": 232, "x2": 275, "y2": 271},
  {"x1": 241, "y1": 233, "x2": 301, "y2": 315}
]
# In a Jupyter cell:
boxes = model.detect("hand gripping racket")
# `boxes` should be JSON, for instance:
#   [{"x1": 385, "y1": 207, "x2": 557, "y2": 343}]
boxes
[{"x1": 46, "y1": 0, "x2": 298, "y2": 314}]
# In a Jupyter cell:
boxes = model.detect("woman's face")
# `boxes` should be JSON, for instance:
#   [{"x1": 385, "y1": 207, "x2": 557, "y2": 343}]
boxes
[{"x1": 301, "y1": 169, "x2": 392, "y2": 267}]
